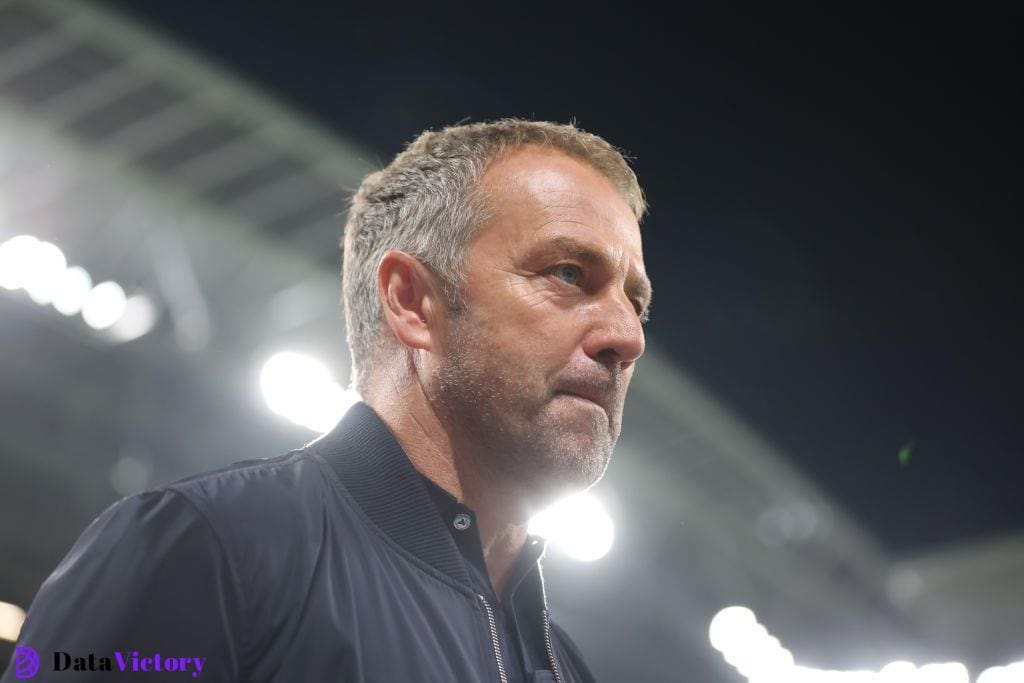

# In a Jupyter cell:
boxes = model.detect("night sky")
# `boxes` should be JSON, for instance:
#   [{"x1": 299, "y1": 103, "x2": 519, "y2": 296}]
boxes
[{"x1": 96, "y1": 2, "x2": 1023, "y2": 555}]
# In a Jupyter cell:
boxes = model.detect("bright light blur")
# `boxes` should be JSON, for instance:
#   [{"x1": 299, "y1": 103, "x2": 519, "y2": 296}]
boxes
[
  {"x1": 1, "y1": 236, "x2": 158, "y2": 340},
  {"x1": 709, "y1": 606, "x2": 975, "y2": 683},
  {"x1": 260, "y1": 351, "x2": 359, "y2": 433},
  {"x1": 81, "y1": 280, "x2": 127, "y2": 330},
  {"x1": 709, "y1": 605, "x2": 793, "y2": 680},
  {"x1": 879, "y1": 661, "x2": 918, "y2": 682},
  {"x1": 108, "y1": 294, "x2": 157, "y2": 342},
  {"x1": 0, "y1": 235, "x2": 70, "y2": 300},
  {"x1": 918, "y1": 663, "x2": 970, "y2": 683},
  {"x1": 0, "y1": 599, "x2": 25, "y2": 642},
  {"x1": 710, "y1": 606, "x2": 758, "y2": 652},
  {"x1": 51, "y1": 265, "x2": 93, "y2": 316},
  {"x1": 0, "y1": 234, "x2": 41, "y2": 290},
  {"x1": 527, "y1": 491, "x2": 614, "y2": 561},
  {"x1": 977, "y1": 662, "x2": 1024, "y2": 683},
  {"x1": 21, "y1": 240, "x2": 67, "y2": 304}
]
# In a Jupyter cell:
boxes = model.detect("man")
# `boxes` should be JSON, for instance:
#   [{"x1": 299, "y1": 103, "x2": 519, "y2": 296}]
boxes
[{"x1": 4, "y1": 119, "x2": 651, "y2": 682}]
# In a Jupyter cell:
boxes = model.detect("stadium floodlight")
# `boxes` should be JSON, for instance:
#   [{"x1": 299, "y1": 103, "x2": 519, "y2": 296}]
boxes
[
  {"x1": 0, "y1": 235, "x2": 40, "y2": 291},
  {"x1": 108, "y1": 294, "x2": 157, "y2": 342},
  {"x1": 977, "y1": 662, "x2": 1024, "y2": 683},
  {"x1": 21, "y1": 240, "x2": 67, "y2": 305},
  {"x1": 977, "y1": 668, "x2": 1003, "y2": 683},
  {"x1": 52, "y1": 265, "x2": 93, "y2": 316},
  {"x1": 709, "y1": 607, "x2": 974, "y2": 683},
  {"x1": 528, "y1": 491, "x2": 615, "y2": 561},
  {"x1": 260, "y1": 351, "x2": 359, "y2": 433},
  {"x1": 0, "y1": 235, "x2": 154, "y2": 340},
  {"x1": 879, "y1": 661, "x2": 917, "y2": 681},
  {"x1": 709, "y1": 606, "x2": 758, "y2": 653},
  {"x1": 918, "y1": 663, "x2": 969, "y2": 683},
  {"x1": 82, "y1": 281, "x2": 127, "y2": 330}
]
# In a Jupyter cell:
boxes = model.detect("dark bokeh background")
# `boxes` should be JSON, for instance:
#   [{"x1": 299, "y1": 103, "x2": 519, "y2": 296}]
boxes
[{"x1": 95, "y1": 2, "x2": 1023, "y2": 554}]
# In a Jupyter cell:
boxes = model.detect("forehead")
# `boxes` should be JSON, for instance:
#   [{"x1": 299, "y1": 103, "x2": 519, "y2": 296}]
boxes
[{"x1": 474, "y1": 147, "x2": 645, "y2": 264}]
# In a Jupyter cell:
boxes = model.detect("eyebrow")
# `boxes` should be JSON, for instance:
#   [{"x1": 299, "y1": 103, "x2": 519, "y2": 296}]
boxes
[{"x1": 527, "y1": 235, "x2": 654, "y2": 318}]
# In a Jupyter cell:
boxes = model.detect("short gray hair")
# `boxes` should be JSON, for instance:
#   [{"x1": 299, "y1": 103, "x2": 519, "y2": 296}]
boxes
[{"x1": 341, "y1": 118, "x2": 647, "y2": 395}]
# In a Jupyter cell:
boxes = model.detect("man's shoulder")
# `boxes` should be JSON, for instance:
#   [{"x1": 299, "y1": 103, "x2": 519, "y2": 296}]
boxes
[
  {"x1": 157, "y1": 447, "x2": 338, "y2": 537},
  {"x1": 167, "y1": 447, "x2": 315, "y2": 496}
]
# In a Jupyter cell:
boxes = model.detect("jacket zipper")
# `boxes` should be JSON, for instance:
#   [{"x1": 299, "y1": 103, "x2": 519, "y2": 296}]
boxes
[
  {"x1": 479, "y1": 562, "x2": 565, "y2": 683},
  {"x1": 478, "y1": 594, "x2": 509, "y2": 683},
  {"x1": 542, "y1": 608, "x2": 564, "y2": 683},
  {"x1": 537, "y1": 564, "x2": 565, "y2": 683}
]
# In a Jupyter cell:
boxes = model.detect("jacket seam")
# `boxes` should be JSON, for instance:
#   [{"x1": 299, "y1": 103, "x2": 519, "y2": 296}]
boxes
[
  {"x1": 164, "y1": 450, "x2": 307, "y2": 489},
  {"x1": 166, "y1": 487, "x2": 251, "y2": 681}
]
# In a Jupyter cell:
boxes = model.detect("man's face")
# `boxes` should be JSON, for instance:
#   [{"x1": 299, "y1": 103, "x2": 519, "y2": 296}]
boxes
[{"x1": 424, "y1": 147, "x2": 650, "y2": 505}]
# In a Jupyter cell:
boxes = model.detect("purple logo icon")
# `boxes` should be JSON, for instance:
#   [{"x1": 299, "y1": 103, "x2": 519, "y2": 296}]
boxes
[{"x1": 14, "y1": 646, "x2": 40, "y2": 679}]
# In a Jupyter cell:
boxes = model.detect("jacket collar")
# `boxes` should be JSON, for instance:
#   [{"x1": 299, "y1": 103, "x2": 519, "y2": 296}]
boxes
[
  {"x1": 303, "y1": 401, "x2": 479, "y2": 587},
  {"x1": 306, "y1": 402, "x2": 562, "y2": 673}
]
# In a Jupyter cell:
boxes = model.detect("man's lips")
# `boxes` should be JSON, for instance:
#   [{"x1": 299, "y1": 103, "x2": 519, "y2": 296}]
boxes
[{"x1": 555, "y1": 390, "x2": 610, "y2": 413}]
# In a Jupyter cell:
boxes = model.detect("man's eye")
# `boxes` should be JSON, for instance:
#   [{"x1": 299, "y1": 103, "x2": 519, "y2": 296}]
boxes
[{"x1": 553, "y1": 264, "x2": 583, "y2": 286}]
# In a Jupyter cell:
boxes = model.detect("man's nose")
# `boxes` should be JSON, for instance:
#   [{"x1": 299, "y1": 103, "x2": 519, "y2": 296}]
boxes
[{"x1": 582, "y1": 289, "x2": 646, "y2": 369}]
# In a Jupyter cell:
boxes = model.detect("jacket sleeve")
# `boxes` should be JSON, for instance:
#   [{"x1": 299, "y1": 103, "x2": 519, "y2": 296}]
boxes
[{"x1": 1, "y1": 489, "x2": 245, "y2": 682}]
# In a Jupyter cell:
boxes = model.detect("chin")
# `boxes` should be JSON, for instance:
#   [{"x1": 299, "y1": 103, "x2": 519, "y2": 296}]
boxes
[{"x1": 529, "y1": 431, "x2": 612, "y2": 496}]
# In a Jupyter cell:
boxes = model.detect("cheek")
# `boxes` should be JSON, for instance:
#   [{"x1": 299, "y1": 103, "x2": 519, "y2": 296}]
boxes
[
  {"x1": 519, "y1": 315, "x2": 587, "y2": 371},
  {"x1": 464, "y1": 275, "x2": 585, "y2": 360}
]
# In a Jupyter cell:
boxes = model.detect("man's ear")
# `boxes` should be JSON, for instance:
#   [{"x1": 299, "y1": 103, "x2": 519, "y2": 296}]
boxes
[{"x1": 377, "y1": 250, "x2": 441, "y2": 351}]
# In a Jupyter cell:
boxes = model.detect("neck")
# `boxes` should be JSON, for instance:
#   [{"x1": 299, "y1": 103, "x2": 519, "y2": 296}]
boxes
[{"x1": 366, "y1": 375, "x2": 529, "y2": 598}]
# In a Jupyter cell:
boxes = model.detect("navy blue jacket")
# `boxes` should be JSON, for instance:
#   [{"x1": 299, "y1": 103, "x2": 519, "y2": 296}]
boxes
[{"x1": 4, "y1": 402, "x2": 596, "y2": 682}]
